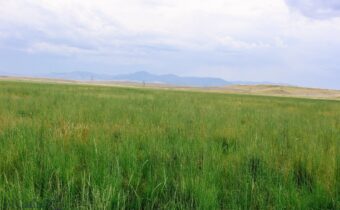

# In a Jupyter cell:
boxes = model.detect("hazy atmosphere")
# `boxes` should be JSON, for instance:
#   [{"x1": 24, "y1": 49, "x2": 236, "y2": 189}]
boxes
[{"x1": 1, "y1": 0, "x2": 340, "y2": 89}]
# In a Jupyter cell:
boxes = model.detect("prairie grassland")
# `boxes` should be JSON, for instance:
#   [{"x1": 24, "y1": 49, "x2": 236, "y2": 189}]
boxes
[{"x1": 0, "y1": 81, "x2": 339, "y2": 209}]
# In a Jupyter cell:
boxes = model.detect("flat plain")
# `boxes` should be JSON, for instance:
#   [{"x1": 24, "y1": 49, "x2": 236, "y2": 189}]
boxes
[
  {"x1": 1, "y1": 76, "x2": 340, "y2": 100},
  {"x1": 0, "y1": 80, "x2": 339, "y2": 209}
]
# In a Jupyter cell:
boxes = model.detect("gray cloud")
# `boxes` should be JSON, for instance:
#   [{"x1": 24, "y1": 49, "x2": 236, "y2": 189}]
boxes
[{"x1": 285, "y1": 0, "x2": 340, "y2": 19}]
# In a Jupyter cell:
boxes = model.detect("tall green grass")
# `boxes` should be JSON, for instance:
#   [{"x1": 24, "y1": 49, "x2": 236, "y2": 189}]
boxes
[{"x1": 0, "y1": 81, "x2": 339, "y2": 209}]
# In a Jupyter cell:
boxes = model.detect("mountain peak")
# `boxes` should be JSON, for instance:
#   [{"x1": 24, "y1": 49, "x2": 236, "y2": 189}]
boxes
[
  {"x1": 130, "y1": 71, "x2": 153, "y2": 76},
  {"x1": 46, "y1": 71, "x2": 271, "y2": 87}
]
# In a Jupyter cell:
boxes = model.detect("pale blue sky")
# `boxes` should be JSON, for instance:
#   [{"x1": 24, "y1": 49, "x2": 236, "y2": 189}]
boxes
[{"x1": 0, "y1": 0, "x2": 340, "y2": 89}]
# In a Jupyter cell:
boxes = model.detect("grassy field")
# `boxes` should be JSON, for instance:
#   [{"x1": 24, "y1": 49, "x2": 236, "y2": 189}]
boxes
[{"x1": 0, "y1": 81, "x2": 339, "y2": 209}]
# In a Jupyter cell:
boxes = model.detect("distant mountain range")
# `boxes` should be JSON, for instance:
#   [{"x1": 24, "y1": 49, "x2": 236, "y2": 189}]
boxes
[{"x1": 43, "y1": 71, "x2": 276, "y2": 87}]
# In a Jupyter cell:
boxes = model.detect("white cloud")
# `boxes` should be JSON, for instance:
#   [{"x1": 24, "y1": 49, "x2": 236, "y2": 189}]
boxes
[
  {"x1": 25, "y1": 42, "x2": 97, "y2": 56},
  {"x1": 216, "y1": 36, "x2": 271, "y2": 50},
  {"x1": 0, "y1": 0, "x2": 290, "y2": 49},
  {"x1": 0, "y1": 0, "x2": 340, "y2": 88},
  {"x1": 1, "y1": 0, "x2": 340, "y2": 55}
]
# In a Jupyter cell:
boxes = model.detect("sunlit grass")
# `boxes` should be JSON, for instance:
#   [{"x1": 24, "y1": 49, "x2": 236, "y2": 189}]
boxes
[{"x1": 0, "y1": 81, "x2": 339, "y2": 209}]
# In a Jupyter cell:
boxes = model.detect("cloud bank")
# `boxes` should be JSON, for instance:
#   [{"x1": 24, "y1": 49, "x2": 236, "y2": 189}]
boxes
[{"x1": 0, "y1": 0, "x2": 340, "y2": 89}]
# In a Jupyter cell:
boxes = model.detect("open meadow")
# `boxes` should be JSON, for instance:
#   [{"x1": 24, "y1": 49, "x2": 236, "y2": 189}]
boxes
[{"x1": 0, "y1": 80, "x2": 339, "y2": 209}]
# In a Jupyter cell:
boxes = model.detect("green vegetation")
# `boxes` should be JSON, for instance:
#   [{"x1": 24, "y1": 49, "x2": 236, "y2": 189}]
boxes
[{"x1": 0, "y1": 81, "x2": 339, "y2": 209}]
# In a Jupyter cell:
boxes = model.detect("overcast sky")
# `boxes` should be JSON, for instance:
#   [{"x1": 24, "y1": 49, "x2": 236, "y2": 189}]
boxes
[{"x1": 0, "y1": 0, "x2": 340, "y2": 89}]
